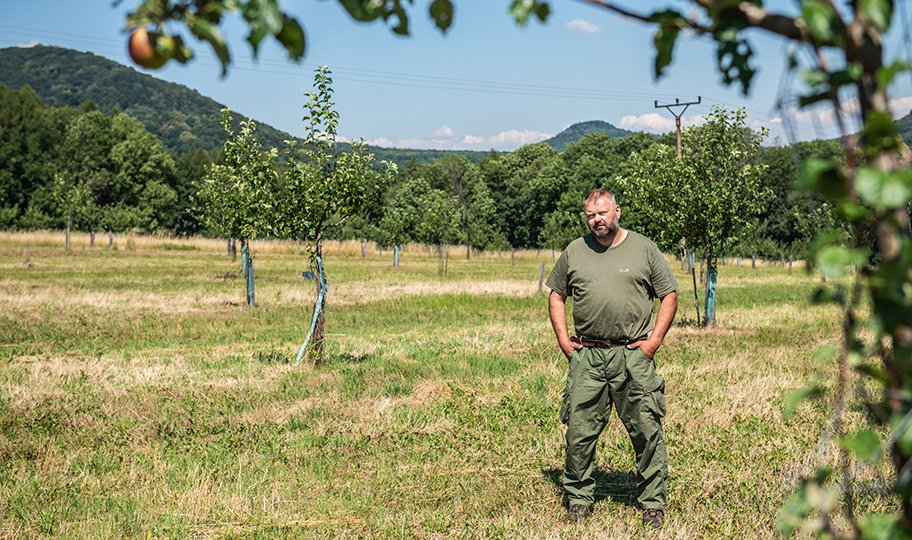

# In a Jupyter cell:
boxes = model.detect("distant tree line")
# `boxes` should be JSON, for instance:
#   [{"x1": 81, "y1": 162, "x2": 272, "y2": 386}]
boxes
[{"x1": 0, "y1": 82, "x2": 844, "y2": 260}]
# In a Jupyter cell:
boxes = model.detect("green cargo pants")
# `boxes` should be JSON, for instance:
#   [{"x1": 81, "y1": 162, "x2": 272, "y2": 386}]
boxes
[{"x1": 559, "y1": 345, "x2": 667, "y2": 510}]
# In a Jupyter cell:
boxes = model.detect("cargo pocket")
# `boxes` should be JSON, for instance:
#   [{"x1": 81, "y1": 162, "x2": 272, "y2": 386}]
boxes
[
  {"x1": 628, "y1": 348, "x2": 666, "y2": 420},
  {"x1": 559, "y1": 350, "x2": 580, "y2": 424},
  {"x1": 645, "y1": 373, "x2": 666, "y2": 419}
]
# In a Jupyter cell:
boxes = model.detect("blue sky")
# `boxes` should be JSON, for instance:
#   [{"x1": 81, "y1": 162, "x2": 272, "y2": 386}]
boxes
[{"x1": 2, "y1": 1, "x2": 911, "y2": 150}]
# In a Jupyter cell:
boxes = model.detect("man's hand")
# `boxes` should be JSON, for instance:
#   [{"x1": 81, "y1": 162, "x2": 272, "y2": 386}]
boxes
[
  {"x1": 626, "y1": 338, "x2": 660, "y2": 359},
  {"x1": 549, "y1": 290, "x2": 583, "y2": 360},
  {"x1": 628, "y1": 292, "x2": 677, "y2": 360},
  {"x1": 559, "y1": 339, "x2": 584, "y2": 359}
]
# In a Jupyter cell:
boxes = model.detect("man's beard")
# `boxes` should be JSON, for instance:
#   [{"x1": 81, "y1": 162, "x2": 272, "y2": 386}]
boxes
[{"x1": 592, "y1": 221, "x2": 617, "y2": 238}]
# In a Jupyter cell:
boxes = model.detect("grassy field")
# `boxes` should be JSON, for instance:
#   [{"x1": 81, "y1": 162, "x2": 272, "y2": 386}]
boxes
[{"x1": 0, "y1": 232, "x2": 896, "y2": 538}]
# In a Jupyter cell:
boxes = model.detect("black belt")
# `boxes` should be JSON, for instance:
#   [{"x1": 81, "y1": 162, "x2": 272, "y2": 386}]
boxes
[{"x1": 571, "y1": 336, "x2": 637, "y2": 349}]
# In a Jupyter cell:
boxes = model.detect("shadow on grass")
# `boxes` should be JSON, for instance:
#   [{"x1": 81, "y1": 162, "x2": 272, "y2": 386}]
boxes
[
  {"x1": 324, "y1": 352, "x2": 375, "y2": 365},
  {"x1": 673, "y1": 316, "x2": 704, "y2": 328},
  {"x1": 542, "y1": 468, "x2": 638, "y2": 508}
]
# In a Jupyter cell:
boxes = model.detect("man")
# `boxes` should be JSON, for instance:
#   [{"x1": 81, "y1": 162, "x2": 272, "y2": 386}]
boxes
[{"x1": 546, "y1": 189, "x2": 678, "y2": 528}]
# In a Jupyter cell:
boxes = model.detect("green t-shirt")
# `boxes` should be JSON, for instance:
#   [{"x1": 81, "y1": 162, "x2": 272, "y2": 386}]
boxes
[{"x1": 546, "y1": 230, "x2": 679, "y2": 341}]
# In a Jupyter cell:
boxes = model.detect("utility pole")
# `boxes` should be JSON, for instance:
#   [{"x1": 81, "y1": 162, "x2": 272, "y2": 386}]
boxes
[
  {"x1": 656, "y1": 96, "x2": 701, "y2": 324},
  {"x1": 655, "y1": 96, "x2": 701, "y2": 158}
]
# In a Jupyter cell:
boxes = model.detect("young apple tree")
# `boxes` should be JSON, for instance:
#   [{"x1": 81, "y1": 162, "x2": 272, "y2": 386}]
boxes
[{"x1": 276, "y1": 67, "x2": 395, "y2": 364}]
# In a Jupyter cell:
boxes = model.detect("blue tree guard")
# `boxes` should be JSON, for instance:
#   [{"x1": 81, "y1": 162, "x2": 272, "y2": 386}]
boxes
[
  {"x1": 704, "y1": 266, "x2": 717, "y2": 326},
  {"x1": 247, "y1": 256, "x2": 255, "y2": 307},
  {"x1": 241, "y1": 240, "x2": 248, "y2": 280},
  {"x1": 393, "y1": 244, "x2": 399, "y2": 268},
  {"x1": 295, "y1": 256, "x2": 327, "y2": 366}
]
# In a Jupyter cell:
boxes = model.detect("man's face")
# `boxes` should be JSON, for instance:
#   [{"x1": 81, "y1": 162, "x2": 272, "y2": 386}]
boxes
[{"x1": 584, "y1": 197, "x2": 620, "y2": 239}]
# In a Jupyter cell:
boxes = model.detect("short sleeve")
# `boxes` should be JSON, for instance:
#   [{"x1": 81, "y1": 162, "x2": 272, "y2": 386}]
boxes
[
  {"x1": 648, "y1": 243, "x2": 679, "y2": 298},
  {"x1": 545, "y1": 249, "x2": 570, "y2": 296}
]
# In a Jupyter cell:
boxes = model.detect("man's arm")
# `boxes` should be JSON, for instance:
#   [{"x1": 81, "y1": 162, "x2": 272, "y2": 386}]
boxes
[
  {"x1": 627, "y1": 291, "x2": 677, "y2": 359},
  {"x1": 549, "y1": 290, "x2": 583, "y2": 359}
]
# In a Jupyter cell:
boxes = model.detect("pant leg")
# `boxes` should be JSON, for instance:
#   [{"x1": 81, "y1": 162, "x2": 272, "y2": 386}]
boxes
[
  {"x1": 562, "y1": 347, "x2": 612, "y2": 507},
  {"x1": 610, "y1": 347, "x2": 668, "y2": 510}
]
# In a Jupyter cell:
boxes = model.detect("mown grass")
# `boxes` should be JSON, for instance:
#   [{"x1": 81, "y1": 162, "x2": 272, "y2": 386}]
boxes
[{"x1": 0, "y1": 234, "x2": 896, "y2": 538}]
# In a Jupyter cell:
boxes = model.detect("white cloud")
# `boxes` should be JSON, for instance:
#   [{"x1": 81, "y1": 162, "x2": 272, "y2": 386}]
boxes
[
  {"x1": 566, "y1": 18, "x2": 603, "y2": 34},
  {"x1": 366, "y1": 137, "x2": 395, "y2": 147},
  {"x1": 16, "y1": 41, "x2": 39, "y2": 48},
  {"x1": 434, "y1": 125, "x2": 454, "y2": 138},
  {"x1": 486, "y1": 129, "x2": 551, "y2": 148},
  {"x1": 619, "y1": 113, "x2": 674, "y2": 132},
  {"x1": 357, "y1": 126, "x2": 552, "y2": 151},
  {"x1": 619, "y1": 112, "x2": 706, "y2": 133},
  {"x1": 890, "y1": 95, "x2": 912, "y2": 117},
  {"x1": 767, "y1": 94, "x2": 912, "y2": 142}
]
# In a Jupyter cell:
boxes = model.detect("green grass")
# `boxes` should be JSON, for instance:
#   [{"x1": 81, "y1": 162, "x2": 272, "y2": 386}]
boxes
[{"x1": 0, "y1": 238, "x2": 896, "y2": 538}]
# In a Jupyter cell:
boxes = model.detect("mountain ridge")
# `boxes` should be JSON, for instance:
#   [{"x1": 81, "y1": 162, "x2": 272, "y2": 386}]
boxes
[{"x1": 0, "y1": 45, "x2": 639, "y2": 163}]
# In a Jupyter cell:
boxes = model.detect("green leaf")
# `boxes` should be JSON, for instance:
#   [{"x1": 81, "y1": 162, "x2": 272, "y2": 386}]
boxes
[
  {"x1": 858, "y1": 513, "x2": 901, "y2": 540},
  {"x1": 715, "y1": 36, "x2": 756, "y2": 94},
  {"x1": 860, "y1": 0, "x2": 893, "y2": 32},
  {"x1": 783, "y1": 385, "x2": 824, "y2": 418},
  {"x1": 836, "y1": 200, "x2": 871, "y2": 221},
  {"x1": 777, "y1": 484, "x2": 815, "y2": 535},
  {"x1": 169, "y1": 35, "x2": 194, "y2": 63},
  {"x1": 241, "y1": 0, "x2": 284, "y2": 56},
  {"x1": 338, "y1": 0, "x2": 382, "y2": 22},
  {"x1": 276, "y1": 17, "x2": 305, "y2": 61},
  {"x1": 188, "y1": 16, "x2": 230, "y2": 75},
  {"x1": 813, "y1": 345, "x2": 837, "y2": 364},
  {"x1": 817, "y1": 245, "x2": 868, "y2": 277},
  {"x1": 839, "y1": 428, "x2": 883, "y2": 464},
  {"x1": 798, "y1": 158, "x2": 847, "y2": 200},
  {"x1": 876, "y1": 59, "x2": 912, "y2": 90},
  {"x1": 798, "y1": 90, "x2": 832, "y2": 107},
  {"x1": 827, "y1": 64, "x2": 862, "y2": 88},
  {"x1": 856, "y1": 167, "x2": 912, "y2": 211},
  {"x1": 509, "y1": 0, "x2": 550, "y2": 27},
  {"x1": 653, "y1": 26, "x2": 680, "y2": 79},
  {"x1": 863, "y1": 110, "x2": 901, "y2": 158},
  {"x1": 801, "y1": 68, "x2": 828, "y2": 87},
  {"x1": 429, "y1": 0, "x2": 454, "y2": 33},
  {"x1": 854, "y1": 362, "x2": 889, "y2": 383},
  {"x1": 802, "y1": 0, "x2": 836, "y2": 42}
]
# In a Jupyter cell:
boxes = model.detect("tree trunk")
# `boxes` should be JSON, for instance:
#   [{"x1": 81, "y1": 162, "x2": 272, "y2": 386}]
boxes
[
  {"x1": 241, "y1": 240, "x2": 248, "y2": 279},
  {"x1": 312, "y1": 240, "x2": 326, "y2": 365},
  {"x1": 241, "y1": 240, "x2": 253, "y2": 307},
  {"x1": 247, "y1": 254, "x2": 255, "y2": 307},
  {"x1": 704, "y1": 249, "x2": 717, "y2": 328},
  {"x1": 689, "y1": 250, "x2": 700, "y2": 325},
  {"x1": 90, "y1": 229, "x2": 95, "y2": 247},
  {"x1": 65, "y1": 214, "x2": 71, "y2": 255},
  {"x1": 537, "y1": 261, "x2": 545, "y2": 294},
  {"x1": 108, "y1": 229, "x2": 113, "y2": 248}
]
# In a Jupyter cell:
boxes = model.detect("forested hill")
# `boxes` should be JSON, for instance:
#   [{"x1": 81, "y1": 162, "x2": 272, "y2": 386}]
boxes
[
  {"x1": 0, "y1": 46, "x2": 490, "y2": 164},
  {"x1": 0, "y1": 45, "x2": 295, "y2": 154},
  {"x1": 543, "y1": 120, "x2": 635, "y2": 151},
  {"x1": 0, "y1": 45, "x2": 643, "y2": 164}
]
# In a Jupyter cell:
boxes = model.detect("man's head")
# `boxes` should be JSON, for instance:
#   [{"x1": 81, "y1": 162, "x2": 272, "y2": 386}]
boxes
[{"x1": 583, "y1": 189, "x2": 620, "y2": 240}]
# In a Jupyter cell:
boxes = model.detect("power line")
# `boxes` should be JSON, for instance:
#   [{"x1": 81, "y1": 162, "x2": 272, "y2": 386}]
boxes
[{"x1": 0, "y1": 24, "x2": 844, "y2": 141}]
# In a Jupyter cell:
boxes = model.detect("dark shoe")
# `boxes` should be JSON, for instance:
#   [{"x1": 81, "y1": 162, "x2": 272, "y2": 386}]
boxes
[
  {"x1": 566, "y1": 504, "x2": 591, "y2": 523},
  {"x1": 642, "y1": 508, "x2": 664, "y2": 529}
]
